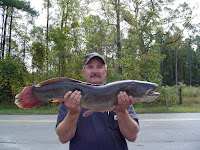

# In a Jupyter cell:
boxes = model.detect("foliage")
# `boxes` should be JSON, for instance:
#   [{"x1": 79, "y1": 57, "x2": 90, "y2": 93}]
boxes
[
  {"x1": 0, "y1": 58, "x2": 30, "y2": 104},
  {"x1": 82, "y1": 15, "x2": 108, "y2": 55},
  {"x1": 182, "y1": 86, "x2": 200, "y2": 98},
  {"x1": 148, "y1": 85, "x2": 200, "y2": 107},
  {"x1": 0, "y1": 0, "x2": 38, "y2": 16},
  {"x1": 31, "y1": 41, "x2": 45, "y2": 70},
  {"x1": 1, "y1": 0, "x2": 200, "y2": 107}
]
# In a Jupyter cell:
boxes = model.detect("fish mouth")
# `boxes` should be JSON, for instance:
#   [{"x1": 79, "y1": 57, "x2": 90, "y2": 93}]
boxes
[
  {"x1": 138, "y1": 89, "x2": 160, "y2": 102},
  {"x1": 149, "y1": 91, "x2": 160, "y2": 101},
  {"x1": 147, "y1": 88, "x2": 160, "y2": 97},
  {"x1": 150, "y1": 91, "x2": 160, "y2": 97}
]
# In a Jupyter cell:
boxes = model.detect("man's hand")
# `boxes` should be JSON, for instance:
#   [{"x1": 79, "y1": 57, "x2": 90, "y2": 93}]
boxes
[
  {"x1": 63, "y1": 90, "x2": 82, "y2": 115},
  {"x1": 115, "y1": 91, "x2": 136, "y2": 113}
]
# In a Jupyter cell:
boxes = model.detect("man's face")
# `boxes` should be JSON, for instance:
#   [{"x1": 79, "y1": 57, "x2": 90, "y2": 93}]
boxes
[{"x1": 82, "y1": 57, "x2": 107, "y2": 84}]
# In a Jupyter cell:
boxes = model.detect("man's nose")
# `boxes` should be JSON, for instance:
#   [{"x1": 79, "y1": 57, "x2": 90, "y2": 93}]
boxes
[{"x1": 92, "y1": 67, "x2": 98, "y2": 73}]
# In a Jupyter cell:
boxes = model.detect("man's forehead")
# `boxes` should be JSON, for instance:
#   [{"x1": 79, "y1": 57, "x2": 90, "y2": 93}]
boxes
[{"x1": 86, "y1": 57, "x2": 105, "y2": 65}]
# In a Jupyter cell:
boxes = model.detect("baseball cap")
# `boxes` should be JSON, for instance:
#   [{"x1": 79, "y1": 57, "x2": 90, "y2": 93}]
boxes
[{"x1": 82, "y1": 52, "x2": 106, "y2": 69}]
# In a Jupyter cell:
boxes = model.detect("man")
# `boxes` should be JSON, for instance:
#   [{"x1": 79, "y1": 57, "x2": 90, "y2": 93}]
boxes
[{"x1": 56, "y1": 52, "x2": 139, "y2": 150}]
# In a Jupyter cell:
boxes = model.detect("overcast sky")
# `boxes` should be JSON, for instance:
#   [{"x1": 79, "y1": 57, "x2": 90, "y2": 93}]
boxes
[{"x1": 29, "y1": 0, "x2": 199, "y2": 27}]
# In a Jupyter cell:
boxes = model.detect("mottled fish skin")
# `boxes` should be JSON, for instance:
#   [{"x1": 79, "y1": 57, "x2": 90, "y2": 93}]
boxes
[{"x1": 15, "y1": 78, "x2": 160, "y2": 112}]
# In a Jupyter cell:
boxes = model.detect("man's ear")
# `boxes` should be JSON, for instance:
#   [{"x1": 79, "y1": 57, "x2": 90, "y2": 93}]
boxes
[{"x1": 82, "y1": 69, "x2": 84, "y2": 76}]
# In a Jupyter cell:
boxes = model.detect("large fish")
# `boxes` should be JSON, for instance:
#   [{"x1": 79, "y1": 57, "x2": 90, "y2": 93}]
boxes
[{"x1": 15, "y1": 78, "x2": 160, "y2": 115}]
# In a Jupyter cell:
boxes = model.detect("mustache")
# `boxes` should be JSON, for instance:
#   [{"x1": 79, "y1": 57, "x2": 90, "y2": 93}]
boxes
[{"x1": 90, "y1": 73, "x2": 101, "y2": 78}]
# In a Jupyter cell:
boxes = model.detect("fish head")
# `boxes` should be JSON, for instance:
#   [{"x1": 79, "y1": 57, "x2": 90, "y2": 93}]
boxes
[{"x1": 126, "y1": 80, "x2": 160, "y2": 102}]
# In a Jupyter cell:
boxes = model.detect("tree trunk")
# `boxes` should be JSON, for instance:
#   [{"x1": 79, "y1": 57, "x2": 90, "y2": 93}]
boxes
[
  {"x1": 46, "y1": 0, "x2": 50, "y2": 75},
  {"x1": 116, "y1": 0, "x2": 122, "y2": 75},
  {"x1": 8, "y1": 7, "x2": 14, "y2": 57},
  {"x1": 175, "y1": 49, "x2": 178, "y2": 86},
  {"x1": 189, "y1": 37, "x2": 192, "y2": 86},
  {"x1": 179, "y1": 86, "x2": 182, "y2": 105},
  {"x1": 1, "y1": 7, "x2": 6, "y2": 59},
  {"x1": 2, "y1": 7, "x2": 8, "y2": 59},
  {"x1": 22, "y1": 22, "x2": 28, "y2": 61}
]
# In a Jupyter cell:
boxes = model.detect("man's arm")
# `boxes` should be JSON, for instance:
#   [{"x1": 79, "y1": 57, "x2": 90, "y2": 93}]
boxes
[
  {"x1": 115, "y1": 92, "x2": 139, "y2": 142},
  {"x1": 56, "y1": 90, "x2": 82, "y2": 144}
]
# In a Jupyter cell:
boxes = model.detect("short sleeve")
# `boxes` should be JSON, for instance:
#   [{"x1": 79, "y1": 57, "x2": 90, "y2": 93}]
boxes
[
  {"x1": 56, "y1": 102, "x2": 68, "y2": 128},
  {"x1": 127, "y1": 105, "x2": 139, "y2": 125}
]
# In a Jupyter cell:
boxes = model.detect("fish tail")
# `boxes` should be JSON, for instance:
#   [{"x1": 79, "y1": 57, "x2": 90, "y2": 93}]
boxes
[{"x1": 15, "y1": 86, "x2": 43, "y2": 109}]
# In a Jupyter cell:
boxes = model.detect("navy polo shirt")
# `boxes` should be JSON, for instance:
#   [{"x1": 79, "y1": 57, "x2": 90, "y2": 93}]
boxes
[{"x1": 56, "y1": 102, "x2": 139, "y2": 150}]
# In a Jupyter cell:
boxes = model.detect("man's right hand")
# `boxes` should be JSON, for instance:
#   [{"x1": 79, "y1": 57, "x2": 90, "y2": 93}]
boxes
[{"x1": 63, "y1": 90, "x2": 82, "y2": 115}]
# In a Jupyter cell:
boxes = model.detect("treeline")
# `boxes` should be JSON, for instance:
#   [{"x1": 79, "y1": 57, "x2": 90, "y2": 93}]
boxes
[{"x1": 0, "y1": 0, "x2": 200, "y2": 104}]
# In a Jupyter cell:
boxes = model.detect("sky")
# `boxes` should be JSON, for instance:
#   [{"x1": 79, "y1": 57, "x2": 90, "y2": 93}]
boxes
[{"x1": 29, "y1": 0, "x2": 200, "y2": 27}]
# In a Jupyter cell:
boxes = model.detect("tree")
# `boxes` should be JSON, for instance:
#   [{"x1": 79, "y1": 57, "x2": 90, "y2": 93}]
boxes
[
  {"x1": 99, "y1": 0, "x2": 125, "y2": 75},
  {"x1": 123, "y1": 0, "x2": 193, "y2": 84},
  {"x1": 0, "y1": 58, "x2": 30, "y2": 104},
  {"x1": 31, "y1": 41, "x2": 45, "y2": 71},
  {"x1": 0, "y1": 7, "x2": 5, "y2": 59},
  {"x1": 43, "y1": 0, "x2": 52, "y2": 75},
  {"x1": 0, "y1": 0, "x2": 38, "y2": 15},
  {"x1": 50, "y1": 0, "x2": 82, "y2": 77},
  {"x1": 82, "y1": 15, "x2": 107, "y2": 55},
  {"x1": 0, "y1": 0, "x2": 38, "y2": 59},
  {"x1": 1, "y1": 6, "x2": 8, "y2": 59}
]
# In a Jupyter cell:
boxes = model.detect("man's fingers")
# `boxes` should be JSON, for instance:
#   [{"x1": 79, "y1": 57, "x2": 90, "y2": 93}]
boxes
[
  {"x1": 77, "y1": 94, "x2": 82, "y2": 103},
  {"x1": 117, "y1": 92, "x2": 121, "y2": 103},
  {"x1": 73, "y1": 91, "x2": 81, "y2": 104},
  {"x1": 117, "y1": 91, "x2": 127, "y2": 108},
  {"x1": 63, "y1": 90, "x2": 82, "y2": 104},
  {"x1": 64, "y1": 91, "x2": 72, "y2": 100},
  {"x1": 129, "y1": 96, "x2": 135, "y2": 104},
  {"x1": 122, "y1": 91, "x2": 128, "y2": 106}
]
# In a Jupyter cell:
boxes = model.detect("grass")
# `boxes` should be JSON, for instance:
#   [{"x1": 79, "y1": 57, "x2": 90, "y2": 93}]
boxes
[
  {"x1": 0, "y1": 103, "x2": 199, "y2": 115},
  {"x1": 134, "y1": 104, "x2": 200, "y2": 114},
  {"x1": 0, "y1": 105, "x2": 60, "y2": 115}
]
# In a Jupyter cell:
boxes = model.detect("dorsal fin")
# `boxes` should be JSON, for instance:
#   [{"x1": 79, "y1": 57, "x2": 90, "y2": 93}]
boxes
[
  {"x1": 66, "y1": 78, "x2": 83, "y2": 83},
  {"x1": 36, "y1": 77, "x2": 82, "y2": 87}
]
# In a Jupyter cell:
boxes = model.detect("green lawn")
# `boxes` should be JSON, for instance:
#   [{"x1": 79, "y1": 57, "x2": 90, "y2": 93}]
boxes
[
  {"x1": 0, "y1": 104, "x2": 199, "y2": 115},
  {"x1": 135, "y1": 104, "x2": 200, "y2": 114}
]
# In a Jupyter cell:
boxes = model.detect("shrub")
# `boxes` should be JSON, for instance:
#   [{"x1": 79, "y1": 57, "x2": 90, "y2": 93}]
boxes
[{"x1": 0, "y1": 59, "x2": 30, "y2": 105}]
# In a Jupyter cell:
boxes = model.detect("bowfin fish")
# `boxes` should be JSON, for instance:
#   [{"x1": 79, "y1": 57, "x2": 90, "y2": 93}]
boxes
[{"x1": 15, "y1": 78, "x2": 160, "y2": 115}]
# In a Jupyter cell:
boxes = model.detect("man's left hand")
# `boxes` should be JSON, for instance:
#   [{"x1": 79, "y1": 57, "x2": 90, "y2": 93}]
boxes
[{"x1": 115, "y1": 91, "x2": 136, "y2": 113}]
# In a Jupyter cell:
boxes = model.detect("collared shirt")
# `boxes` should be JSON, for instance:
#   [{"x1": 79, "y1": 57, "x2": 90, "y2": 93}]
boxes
[{"x1": 56, "y1": 102, "x2": 139, "y2": 150}]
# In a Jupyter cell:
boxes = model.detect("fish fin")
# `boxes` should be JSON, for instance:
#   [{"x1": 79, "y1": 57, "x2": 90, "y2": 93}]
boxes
[
  {"x1": 52, "y1": 99, "x2": 63, "y2": 103},
  {"x1": 36, "y1": 77, "x2": 82, "y2": 87},
  {"x1": 15, "y1": 86, "x2": 43, "y2": 109},
  {"x1": 83, "y1": 110, "x2": 94, "y2": 117},
  {"x1": 135, "y1": 97, "x2": 142, "y2": 102}
]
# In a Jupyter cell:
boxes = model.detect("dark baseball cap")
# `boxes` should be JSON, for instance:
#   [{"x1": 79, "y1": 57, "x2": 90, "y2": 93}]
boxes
[{"x1": 83, "y1": 52, "x2": 106, "y2": 69}]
